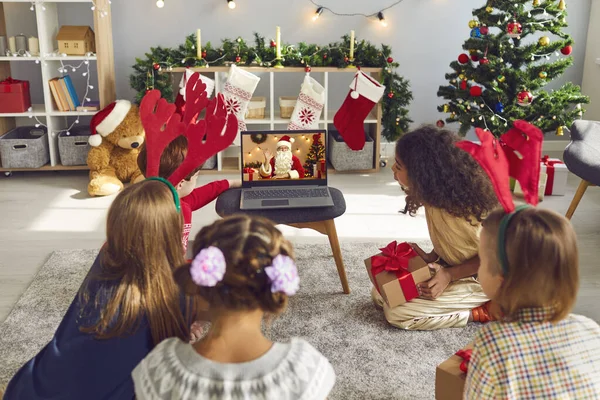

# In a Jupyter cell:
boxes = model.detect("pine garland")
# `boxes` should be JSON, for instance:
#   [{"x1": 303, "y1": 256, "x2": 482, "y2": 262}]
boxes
[{"x1": 130, "y1": 33, "x2": 413, "y2": 141}]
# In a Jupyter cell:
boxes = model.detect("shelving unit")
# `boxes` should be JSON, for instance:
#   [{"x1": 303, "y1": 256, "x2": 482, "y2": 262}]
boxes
[
  {"x1": 170, "y1": 66, "x2": 383, "y2": 173},
  {"x1": 0, "y1": 0, "x2": 115, "y2": 174}
]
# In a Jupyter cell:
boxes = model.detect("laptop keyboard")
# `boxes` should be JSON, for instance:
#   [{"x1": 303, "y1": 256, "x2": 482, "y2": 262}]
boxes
[{"x1": 244, "y1": 188, "x2": 330, "y2": 200}]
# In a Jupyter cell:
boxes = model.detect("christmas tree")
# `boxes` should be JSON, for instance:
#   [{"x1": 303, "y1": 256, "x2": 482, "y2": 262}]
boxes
[
  {"x1": 303, "y1": 133, "x2": 325, "y2": 178},
  {"x1": 437, "y1": 0, "x2": 589, "y2": 137}
]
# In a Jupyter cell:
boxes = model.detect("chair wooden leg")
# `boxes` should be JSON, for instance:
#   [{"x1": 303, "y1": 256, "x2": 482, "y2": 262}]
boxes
[
  {"x1": 565, "y1": 180, "x2": 591, "y2": 220},
  {"x1": 323, "y1": 219, "x2": 350, "y2": 294}
]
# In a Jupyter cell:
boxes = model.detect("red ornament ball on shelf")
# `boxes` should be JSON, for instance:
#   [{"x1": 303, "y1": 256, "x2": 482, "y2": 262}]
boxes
[
  {"x1": 387, "y1": 92, "x2": 395, "y2": 99},
  {"x1": 470, "y1": 86, "x2": 483, "y2": 97},
  {"x1": 561, "y1": 45, "x2": 573, "y2": 55},
  {"x1": 235, "y1": 56, "x2": 241, "y2": 63},
  {"x1": 305, "y1": 66, "x2": 312, "y2": 73},
  {"x1": 436, "y1": 120, "x2": 445, "y2": 128},
  {"x1": 471, "y1": 54, "x2": 480, "y2": 62},
  {"x1": 387, "y1": 57, "x2": 394, "y2": 63},
  {"x1": 458, "y1": 53, "x2": 470, "y2": 64},
  {"x1": 506, "y1": 21, "x2": 522, "y2": 38},
  {"x1": 480, "y1": 57, "x2": 490, "y2": 65},
  {"x1": 460, "y1": 80, "x2": 468, "y2": 90},
  {"x1": 480, "y1": 25, "x2": 489, "y2": 35},
  {"x1": 201, "y1": 51, "x2": 207, "y2": 58},
  {"x1": 153, "y1": 63, "x2": 160, "y2": 70},
  {"x1": 270, "y1": 40, "x2": 277, "y2": 48},
  {"x1": 517, "y1": 90, "x2": 534, "y2": 106}
]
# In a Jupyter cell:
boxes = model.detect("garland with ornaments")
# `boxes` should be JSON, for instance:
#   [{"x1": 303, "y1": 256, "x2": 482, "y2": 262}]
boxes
[
  {"x1": 436, "y1": 0, "x2": 588, "y2": 137},
  {"x1": 130, "y1": 31, "x2": 412, "y2": 141}
]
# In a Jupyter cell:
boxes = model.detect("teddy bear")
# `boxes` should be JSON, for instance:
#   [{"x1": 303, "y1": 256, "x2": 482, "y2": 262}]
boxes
[{"x1": 86, "y1": 100, "x2": 145, "y2": 196}]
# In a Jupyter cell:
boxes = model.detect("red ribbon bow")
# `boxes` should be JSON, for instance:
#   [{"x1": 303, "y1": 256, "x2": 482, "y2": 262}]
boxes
[
  {"x1": 455, "y1": 349, "x2": 472, "y2": 373},
  {"x1": 541, "y1": 155, "x2": 564, "y2": 196},
  {"x1": 0, "y1": 77, "x2": 20, "y2": 84},
  {"x1": 243, "y1": 167, "x2": 255, "y2": 174},
  {"x1": 370, "y1": 241, "x2": 419, "y2": 302}
]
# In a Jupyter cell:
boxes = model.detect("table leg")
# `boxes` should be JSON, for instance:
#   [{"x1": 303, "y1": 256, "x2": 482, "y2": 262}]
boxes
[{"x1": 323, "y1": 219, "x2": 350, "y2": 294}]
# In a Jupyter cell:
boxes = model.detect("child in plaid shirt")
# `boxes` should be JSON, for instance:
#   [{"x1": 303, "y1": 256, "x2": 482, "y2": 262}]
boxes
[{"x1": 465, "y1": 207, "x2": 600, "y2": 399}]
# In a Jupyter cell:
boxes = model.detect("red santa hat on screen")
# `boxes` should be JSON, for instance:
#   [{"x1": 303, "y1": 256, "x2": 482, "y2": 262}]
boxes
[
  {"x1": 276, "y1": 135, "x2": 295, "y2": 150},
  {"x1": 88, "y1": 100, "x2": 132, "y2": 147}
]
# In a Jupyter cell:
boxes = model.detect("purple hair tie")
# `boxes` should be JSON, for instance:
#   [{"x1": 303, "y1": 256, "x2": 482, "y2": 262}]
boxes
[
  {"x1": 190, "y1": 246, "x2": 226, "y2": 287},
  {"x1": 265, "y1": 255, "x2": 300, "y2": 296}
]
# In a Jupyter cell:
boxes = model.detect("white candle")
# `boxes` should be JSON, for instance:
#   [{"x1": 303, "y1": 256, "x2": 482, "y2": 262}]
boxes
[
  {"x1": 28, "y1": 37, "x2": 39, "y2": 56},
  {"x1": 276, "y1": 26, "x2": 281, "y2": 59},
  {"x1": 196, "y1": 29, "x2": 201, "y2": 59},
  {"x1": 350, "y1": 30, "x2": 355, "y2": 60},
  {"x1": 8, "y1": 36, "x2": 16, "y2": 54}
]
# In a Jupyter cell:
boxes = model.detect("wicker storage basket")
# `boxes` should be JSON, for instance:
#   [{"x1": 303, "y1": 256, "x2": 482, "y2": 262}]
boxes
[
  {"x1": 246, "y1": 97, "x2": 266, "y2": 119},
  {"x1": 279, "y1": 96, "x2": 297, "y2": 119}
]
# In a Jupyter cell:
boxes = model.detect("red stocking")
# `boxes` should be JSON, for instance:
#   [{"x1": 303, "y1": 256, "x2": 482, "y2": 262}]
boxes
[{"x1": 333, "y1": 71, "x2": 385, "y2": 151}]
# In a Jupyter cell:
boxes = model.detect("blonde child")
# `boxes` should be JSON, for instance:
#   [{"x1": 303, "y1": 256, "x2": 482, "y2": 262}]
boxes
[
  {"x1": 465, "y1": 207, "x2": 600, "y2": 399},
  {"x1": 373, "y1": 125, "x2": 499, "y2": 330},
  {"x1": 132, "y1": 215, "x2": 336, "y2": 400},
  {"x1": 4, "y1": 180, "x2": 202, "y2": 400}
]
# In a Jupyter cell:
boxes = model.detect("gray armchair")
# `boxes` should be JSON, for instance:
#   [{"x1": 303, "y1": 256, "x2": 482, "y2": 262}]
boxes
[{"x1": 563, "y1": 120, "x2": 600, "y2": 219}]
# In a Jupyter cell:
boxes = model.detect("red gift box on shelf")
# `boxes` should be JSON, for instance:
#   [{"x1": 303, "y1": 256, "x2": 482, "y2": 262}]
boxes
[
  {"x1": 243, "y1": 167, "x2": 257, "y2": 181},
  {"x1": 364, "y1": 241, "x2": 431, "y2": 307},
  {"x1": 0, "y1": 77, "x2": 31, "y2": 113},
  {"x1": 435, "y1": 343, "x2": 474, "y2": 400}
]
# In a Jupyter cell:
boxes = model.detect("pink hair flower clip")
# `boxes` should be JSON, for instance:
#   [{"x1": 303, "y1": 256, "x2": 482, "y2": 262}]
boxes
[
  {"x1": 190, "y1": 246, "x2": 226, "y2": 287},
  {"x1": 265, "y1": 255, "x2": 300, "y2": 296}
]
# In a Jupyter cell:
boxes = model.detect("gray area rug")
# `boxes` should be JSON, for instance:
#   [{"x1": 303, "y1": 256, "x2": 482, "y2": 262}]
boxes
[{"x1": 0, "y1": 243, "x2": 480, "y2": 400}]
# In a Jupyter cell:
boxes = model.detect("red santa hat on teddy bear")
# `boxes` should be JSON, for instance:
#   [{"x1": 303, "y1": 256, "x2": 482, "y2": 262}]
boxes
[
  {"x1": 88, "y1": 100, "x2": 132, "y2": 147},
  {"x1": 276, "y1": 135, "x2": 295, "y2": 150}
]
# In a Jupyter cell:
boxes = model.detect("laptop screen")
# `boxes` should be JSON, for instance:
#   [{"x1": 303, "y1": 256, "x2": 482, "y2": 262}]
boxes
[{"x1": 241, "y1": 130, "x2": 327, "y2": 188}]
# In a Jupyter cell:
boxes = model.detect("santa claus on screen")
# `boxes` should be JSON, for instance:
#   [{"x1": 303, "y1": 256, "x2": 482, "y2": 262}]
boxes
[{"x1": 259, "y1": 135, "x2": 305, "y2": 179}]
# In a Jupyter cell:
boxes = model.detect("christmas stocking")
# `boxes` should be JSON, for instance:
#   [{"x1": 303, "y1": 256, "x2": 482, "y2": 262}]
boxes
[
  {"x1": 287, "y1": 74, "x2": 325, "y2": 130},
  {"x1": 175, "y1": 68, "x2": 215, "y2": 115},
  {"x1": 333, "y1": 71, "x2": 385, "y2": 151},
  {"x1": 222, "y1": 65, "x2": 260, "y2": 145}
]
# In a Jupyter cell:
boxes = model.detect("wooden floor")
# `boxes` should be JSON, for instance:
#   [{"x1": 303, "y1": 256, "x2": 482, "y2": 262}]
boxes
[{"x1": 0, "y1": 162, "x2": 599, "y2": 323}]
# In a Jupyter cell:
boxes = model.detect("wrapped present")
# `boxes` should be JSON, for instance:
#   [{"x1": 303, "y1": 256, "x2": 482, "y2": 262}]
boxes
[
  {"x1": 0, "y1": 77, "x2": 31, "y2": 113},
  {"x1": 364, "y1": 241, "x2": 431, "y2": 307},
  {"x1": 541, "y1": 155, "x2": 568, "y2": 196},
  {"x1": 514, "y1": 172, "x2": 548, "y2": 202},
  {"x1": 435, "y1": 342, "x2": 473, "y2": 400},
  {"x1": 243, "y1": 167, "x2": 257, "y2": 181},
  {"x1": 312, "y1": 159, "x2": 326, "y2": 178}
]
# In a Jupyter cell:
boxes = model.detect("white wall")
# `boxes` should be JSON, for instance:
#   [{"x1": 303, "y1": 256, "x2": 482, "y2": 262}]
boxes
[
  {"x1": 582, "y1": 0, "x2": 600, "y2": 121},
  {"x1": 110, "y1": 0, "x2": 591, "y2": 134}
]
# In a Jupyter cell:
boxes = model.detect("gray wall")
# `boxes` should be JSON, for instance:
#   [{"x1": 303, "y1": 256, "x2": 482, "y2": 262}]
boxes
[{"x1": 111, "y1": 0, "x2": 591, "y2": 138}]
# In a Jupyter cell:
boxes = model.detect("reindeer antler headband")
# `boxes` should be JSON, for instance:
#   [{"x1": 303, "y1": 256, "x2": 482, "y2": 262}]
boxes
[
  {"x1": 140, "y1": 72, "x2": 238, "y2": 210},
  {"x1": 455, "y1": 120, "x2": 544, "y2": 274}
]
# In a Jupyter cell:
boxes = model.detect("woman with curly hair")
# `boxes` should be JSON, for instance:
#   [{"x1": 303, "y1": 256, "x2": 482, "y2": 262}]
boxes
[{"x1": 372, "y1": 125, "x2": 499, "y2": 330}]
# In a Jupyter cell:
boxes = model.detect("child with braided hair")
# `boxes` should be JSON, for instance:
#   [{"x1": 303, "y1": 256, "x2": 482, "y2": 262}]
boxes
[{"x1": 133, "y1": 215, "x2": 336, "y2": 400}]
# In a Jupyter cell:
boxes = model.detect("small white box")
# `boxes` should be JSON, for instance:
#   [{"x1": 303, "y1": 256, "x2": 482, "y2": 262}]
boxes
[{"x1": 541, "y1": 158, "x2": 568, "y2": 196}]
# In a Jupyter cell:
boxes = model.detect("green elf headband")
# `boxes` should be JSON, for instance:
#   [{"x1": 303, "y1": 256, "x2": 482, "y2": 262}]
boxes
[
  {"x1": 455, "y1": 120, "x2": 544, "y2": 276},
  {"x1": 145, "y1": 177, "x2": 181, "y2": 213}
]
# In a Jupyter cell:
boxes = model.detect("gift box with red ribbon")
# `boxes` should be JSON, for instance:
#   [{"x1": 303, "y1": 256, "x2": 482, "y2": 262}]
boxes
[
  {"x1": 540, "y1": 155, "x2": 568, "y2": 196},
  {"x1": 514, "y1": 172, "x2": 548, "y2": 202},
  {"x1": 364, "y1": 241, "x2": 431, "y2": 308},
  {"x1": 0, "y1": 77, "x2": 31, "y2": 113},
  {"x1": 435, "y1": 342, "x2": 473, "y2": 400},
  {"x1": 243, "y1": 167, "x2": 257, "y2": 181}
]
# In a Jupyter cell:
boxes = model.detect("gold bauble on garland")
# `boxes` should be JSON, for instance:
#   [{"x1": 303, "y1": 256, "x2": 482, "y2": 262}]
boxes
[
  {"x1": 556, "y1": 126, "x2": 564, "y2": 136},
  {"x1": 539, "y1": 36, "x2": 550, "y2": 46}
]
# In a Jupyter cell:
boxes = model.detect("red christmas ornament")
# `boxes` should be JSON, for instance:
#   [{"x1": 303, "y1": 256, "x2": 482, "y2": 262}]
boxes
[
  {"x1": 471, "y1": 54, "x2": 480, "y2": 62},
  {"x1": 480, "y1": 25, "x2": 489, "y2": 35},
  {"x1": 387, "y1": 57, "x2": 394, "y2": 63},
  {"x1": 235, "y1": 56, "x2": 241, "y2": 63},
  {"x1": 344, "y1": 56, "x2": 349, "y2": 62},
  {"x1": 460, "y1": 80, "x2": 468, "y2": 90},
  {"x1": 470, "y1": 86, "x2": 483, "y2": 97},
  {"x1": 458, "y1": 53, "x2": 470, "y2": 64},
  {"x1": 436, "y1": 119, "x2": 445, "y2": 128},
  {"x1": 323, "y1": 53, "x2": 328, "y2": 59},
  {"x1": 506, "y1": 21, "x2": 522, "y2": 38},
  {"x1": 560, "y1": 45, "x2": 573, "y2": 55},
  {"x1": 270, "y1": 40, "x2": 277, "y2": 48},
  {"x1": 201, "y1": 51, "x2": 207, "y2": 58},
  {"x1": 517, "y1": 90, "x2": 534, "y2": 106},
  {"x1": 153, "y1": 63, "x2": 160, "y2": 70},
  {"x1": 388, "y1": 92, "x2": 395, "y2": 99},
  {"x1": 305, "y1": 66, "x2": 312, "y2": 73},
  {"x1": 480, "y1": 57, "x2": 490, "y2": 65}
]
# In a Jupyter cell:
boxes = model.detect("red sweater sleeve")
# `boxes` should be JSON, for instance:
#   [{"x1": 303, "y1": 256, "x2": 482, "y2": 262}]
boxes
[{"x1": 181, "y1": 179, "x2": 230, "y2": 211}]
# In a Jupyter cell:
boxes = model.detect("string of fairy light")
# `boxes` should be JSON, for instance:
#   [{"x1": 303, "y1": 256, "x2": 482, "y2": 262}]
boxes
[{"x1": 30, "y1": 0, "x2": 111, "y2": 16}]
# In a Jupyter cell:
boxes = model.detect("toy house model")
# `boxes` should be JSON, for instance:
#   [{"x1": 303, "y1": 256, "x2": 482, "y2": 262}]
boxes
[{"x1": 56, "y1": 26, "x2": 95, "y2": 56}]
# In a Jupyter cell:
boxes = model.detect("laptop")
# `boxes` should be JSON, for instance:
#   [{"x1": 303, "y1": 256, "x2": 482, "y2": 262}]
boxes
[{"x1": 240, "y1": 130, "x2": 334, "y2": 210}]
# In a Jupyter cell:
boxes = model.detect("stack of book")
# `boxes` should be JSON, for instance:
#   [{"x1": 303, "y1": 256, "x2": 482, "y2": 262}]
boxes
[{"x1": 49, "y1": 76, "x2": 99, "y2": 112}]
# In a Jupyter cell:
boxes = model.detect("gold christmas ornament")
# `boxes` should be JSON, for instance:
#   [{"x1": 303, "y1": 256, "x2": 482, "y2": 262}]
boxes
[
  {"x1": 556, "y1": 126, "x2": 564, "y2": 136},
  {"x1": 533, "y1": 0, "x2": 540, "y2": 6},
  {"x1": 443, "y1": 104, "x2": 450, "y2": 112},
  {"x1": 539, "y1": 36, "x2": 550, "y2": 46},
  {"x1": 497, "y1": 75, "x2": 506, "y2": 83},
  {"x1": 459, "y1": 74, "x2": 466, "y2": 80},
  {"x1": 469, "y1": 20, "x2": 479, "y2": 28},
  {"x1": 539, "y1": 71, "x2": 548, "y2": 79},
  {"x1": 558, "y1": 0, "x2": 566, "y2": 10},
  {"x1": 486, "y1": 6, "x2": 493, "y2": 12}
]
